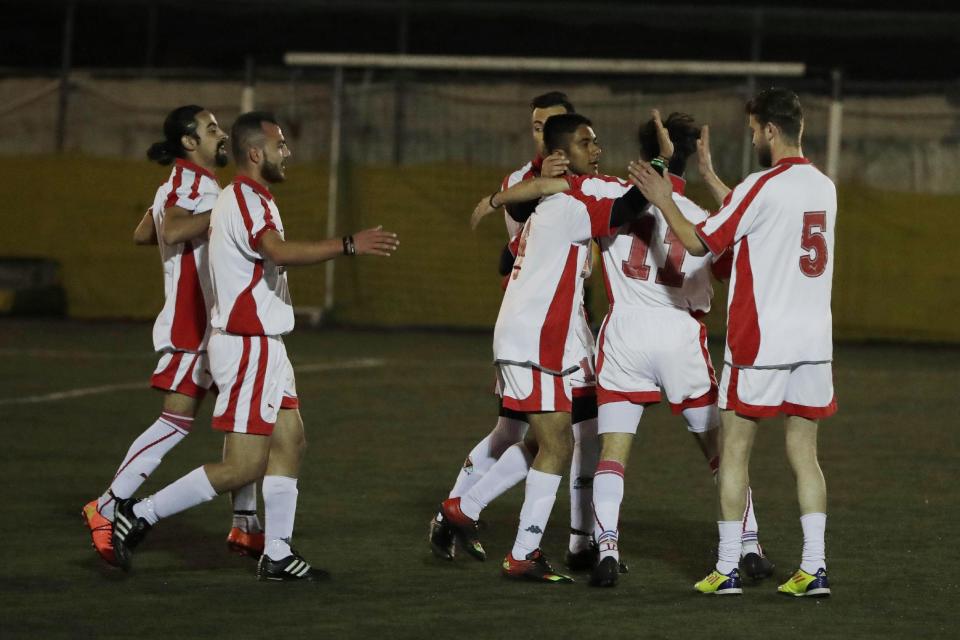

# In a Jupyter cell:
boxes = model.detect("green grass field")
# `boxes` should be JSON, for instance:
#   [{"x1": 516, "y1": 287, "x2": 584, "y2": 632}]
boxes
[{"x1": 0, "y1": 319, "x2": 956, "y2": 639}]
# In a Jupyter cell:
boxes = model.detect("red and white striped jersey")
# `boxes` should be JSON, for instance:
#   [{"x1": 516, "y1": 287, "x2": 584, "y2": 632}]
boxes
[
  {"x1": 598, "y1": 176, "x2": 716, "y2": 315},
  {"x1": 500, "y1": 156, "x2": 542, "y2": 239},
  {"x1": 150, "y1": 158, "x2": 220, "y2": 353},
  {"x1": 696, "y1": 157, "x2": 837, "y2": 368},
  {"x1": 208, "y1": 176, "x2": 294, "y2": 337},
  {"x1": 493, "y1": 173, "x2": 624, "y2": 374}
]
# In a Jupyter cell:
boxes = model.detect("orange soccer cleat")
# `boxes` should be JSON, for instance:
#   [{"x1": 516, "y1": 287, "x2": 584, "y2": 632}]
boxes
[
  {"x1": 227, "y1": 527, "x2": 265, "y2": 558},
  {"x1": 81, "y1": 499, "x2": 118, "y2": 566}
]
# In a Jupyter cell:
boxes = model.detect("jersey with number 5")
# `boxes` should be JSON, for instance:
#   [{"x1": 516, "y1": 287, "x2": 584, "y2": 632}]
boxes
[
  {"x1": 696, "y1": 157, "x2": 836, "y2": 369},
  {"x1": 598, "y1": 178, "x2": 716, "y2": 315}
]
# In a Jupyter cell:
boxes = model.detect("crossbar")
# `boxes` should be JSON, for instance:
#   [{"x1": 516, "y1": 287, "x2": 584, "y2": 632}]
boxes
[{"x1": 284, "y1": 52, "x2": 805, "y2": 77}]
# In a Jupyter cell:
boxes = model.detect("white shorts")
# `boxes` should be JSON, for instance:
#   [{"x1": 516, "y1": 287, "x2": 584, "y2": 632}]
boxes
[
  {"x1": 151, "y1": 350, "x2": 213, "y2": 399},
  {"x1": 596, "y1": 306, "x2": 717, "y2": 413},
  {"x1": 496, "y1": 362, "x2": 572, "y2": 413},
  {"x1": 568, "y1": 305, "x2": 597, "y2": 398},
  {"x1": 719, "y1": 362, "x2": 836, "y2": 420},
  {"x1": 209, "y1": 332, "x2": 299, "y2": 436}
]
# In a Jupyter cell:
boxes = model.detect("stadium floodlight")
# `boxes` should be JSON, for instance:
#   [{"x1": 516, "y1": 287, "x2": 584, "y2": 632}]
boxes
[{"x1": 283, "y1": 52, "x2": 805, "y2": 78}]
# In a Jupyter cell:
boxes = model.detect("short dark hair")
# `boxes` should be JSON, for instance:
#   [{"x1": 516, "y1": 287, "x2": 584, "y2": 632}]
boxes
[
  {"x1": 543, "y1": 113, "x2": 592, "y2": 155},
  {"x1": 746, "y1": 87, "x2": 803, "y2": 145},
  {"x1": 638, "y1": 112, "x2": 700, "y2": 176},
  {"x1": 231, "y1": 111, "x2": 280, "y2": 165},
  {"x1": 146, "y1": 105, "x2": 204, "y2": 165},
  {"x1": 530, "y1": 91, "x2": 575, "y2": 114}
]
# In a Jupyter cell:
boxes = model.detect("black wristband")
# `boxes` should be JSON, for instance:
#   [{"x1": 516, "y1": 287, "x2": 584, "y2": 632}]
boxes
[
  {"x1": 489, "y1": 191, "x2": 500, "y2": 209},
  {"x1": 342, "y1": 235, "x2": 356, "y2": 256},
  {"x1": 650, "y1": 156, "x2": 668, "y2": 175}
]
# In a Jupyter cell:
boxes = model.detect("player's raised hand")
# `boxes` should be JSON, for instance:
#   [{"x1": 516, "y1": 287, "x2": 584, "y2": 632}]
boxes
[
  {"x1": 652, "y1": 109, "x2": 674, "y2": 159},
  {"x1": 540, "y1": 152, "x2": 569, "y2": 178},
  {"x1": 696, "y1": 124, "x2": 716, "y2": 177},
  {"x1": 352, "y1": 225, "x2": 399, "y2": 257},
  {"x1": 628, "y1": 160, "x2": 673, "y2": 208},
  {"x1": 470, "y1": 195, "x2": 497, "y2": 230}
]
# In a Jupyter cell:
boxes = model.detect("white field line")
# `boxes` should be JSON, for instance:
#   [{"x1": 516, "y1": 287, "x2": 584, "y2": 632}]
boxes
[{"x1": 0, "y1": 358, "x2": 392, "y2": 406}]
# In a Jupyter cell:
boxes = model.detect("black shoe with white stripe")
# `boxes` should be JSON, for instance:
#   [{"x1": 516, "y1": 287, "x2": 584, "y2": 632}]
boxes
[
  {"x1": 112, "y1": 498, "x2": 152, "y2": 572},
  {"x1": 257, "y1": 551, "x2": 330, "y2": 582}
]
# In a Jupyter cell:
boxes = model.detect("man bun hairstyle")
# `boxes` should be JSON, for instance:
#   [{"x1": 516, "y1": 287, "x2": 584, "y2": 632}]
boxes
[
  {"x1": 746, "y1": 87, "x2": 803, "y2": 145},
  {"x1": 231, "y1": 110, "x2": 280, "y2": 165},
  {"x1": 531, "y1": 91, "x2": 575, "y2": 114},
  {"x1": 543, "y1": 113, "x2": 592, "y2": 155},
  {"x1": 146, "y1": 105, "x2": 204, "y2": 165},
  {"x1": 638, "y1": 112, "x2": 701, "y2": 176}
]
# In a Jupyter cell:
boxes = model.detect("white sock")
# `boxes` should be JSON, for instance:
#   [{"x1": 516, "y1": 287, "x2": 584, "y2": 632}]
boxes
[
  {"x1": 459, "y1": 443, "x2": 532, "y2": 521},
  {"x1": 510, "y1": 469, "x2": 562, "y2": 559},
  {"x1": 569, "y1": 418, "x2": 599, "y2": 553},
  {"x1": 741, "y1": 486, "x2": 760, "y2": 556},
  {"x1": 232, "y1": 482, "x2": 261, "y2": 533},
  {"x1": 800, "y1": 512, "x2": 827, "y2": 574},
  {"x1": 134, "y1": 466, "x2": 217, "y2": 525},
  {"x1": 97, "y1": 412, "x2": 192, "y2": 520},
  {"x1": 592, "y1": 460, "x2": 625, "y2": 561},
  {"x1": 263, "y1": 475, "x2": 299, "y2": 561},
  {"x1": 716, "y1": 521, "x2": 742, "y2": 574},
  {"x1": 449, "y1": 417, "x2": 527, "y2": 499}
]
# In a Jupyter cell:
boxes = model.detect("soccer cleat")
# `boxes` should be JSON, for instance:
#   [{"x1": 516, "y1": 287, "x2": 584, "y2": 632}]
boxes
[
  {"x1": 227, "y1": 527, "x2": 265, "y2": 559},
  {"x1": 257, "y1": 551, "x2": 330, "y2": 582},
  {"x1": 111, "y1": 498, "x2": 152, "y2": 572},
  {"x1": 82, "y1": 499, "x2": 118, "y2": 566},
  {"x1": 778, "y1": 568, "x2": 831, "y2": 597},
  {"x1": 694, "y1": 568, "x2": 743, "y2": 595},
  {"x1": 741, "y1": 550, "x2": 775, "y2": 581},
  {"x1": 428, "y1": 513, "x2": 456, "y2": 561},
  {"x1": 589, "y1": 556, "x2": 620, "y2": 588},
  {"x1": 439, "y1": 498, "x2": 486, "y2": 561},
  {"x1": 501, "y1": 549, "x2": 573, "y2": 583}
]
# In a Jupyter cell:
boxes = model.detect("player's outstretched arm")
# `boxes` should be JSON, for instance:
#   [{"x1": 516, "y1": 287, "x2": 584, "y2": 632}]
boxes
[
  {"x1": 629, "y1": 161, "x2": 708, "y2": 256},
  {"x1": 161, "y1": 207, "x2": 211, "y2": 245},
  {"x1": 470, "y1": 177, "x2": 569, "y2": 230},
  {"x1": 259, "y1": 226, "x2": 399, "y2": 266},
  {"x1": 133, "y1": 210, "x2": 158, "y2": 245},
  {"x1": 696, "y1": 125, "x2": 732, "y2": 206}
]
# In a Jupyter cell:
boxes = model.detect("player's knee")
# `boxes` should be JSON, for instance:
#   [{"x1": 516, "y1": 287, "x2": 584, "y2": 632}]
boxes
[{"x1": 682, "y1": 405, "x2": 719, "y2": 434}]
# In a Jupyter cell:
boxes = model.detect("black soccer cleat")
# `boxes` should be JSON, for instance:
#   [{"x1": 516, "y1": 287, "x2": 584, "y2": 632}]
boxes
[
  {"x1": 428, "y1": 513, "x2": 456, "y2": 561},
  {"x1": 589, "y1": 556, "x2": 621, "y2": 588},
  {"x1": 257, "y1": 551, "x2": 330, "y2": 582},
  {"x1": 741, "y1": 551, "x2": 775, "y2": 581},
  {"x1": 111, "y1": 498, "x2": 152, "y2": 572},
  {"x1": 565, "y1": 540, "x2": 600, "y2": 571}
]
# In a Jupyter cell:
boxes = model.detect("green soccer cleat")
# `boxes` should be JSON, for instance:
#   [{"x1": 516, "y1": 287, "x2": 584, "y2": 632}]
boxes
[
  {"x1": 778, "y1": 568, "x2": 831, "y2": 597},
  {"x1": 501, "y1": 549, "x2": 574, "y2": 584},
  {"x1": 694, "y1": 568, "x2": 743, "y2": 595}
]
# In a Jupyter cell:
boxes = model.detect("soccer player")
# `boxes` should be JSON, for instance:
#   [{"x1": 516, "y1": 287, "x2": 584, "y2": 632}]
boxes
[
  {"x1": 631, "y1": 88, "x2": 837, "y2": 597},
  {"x1": 82, "y1": 105, "x2": 263, "y2": 566},
  {"x1": 586, "y1": 111, "x2": 770, "y2": 588},
  {"x1": 444, "y1": 113, "x2": 651, "y2": 582},
  {"x1": 433, "y1": 92, "x2": 603, "y2": 571},
  {"x1": 109, "y1": 111, "x2": 399, "y2": 581}
]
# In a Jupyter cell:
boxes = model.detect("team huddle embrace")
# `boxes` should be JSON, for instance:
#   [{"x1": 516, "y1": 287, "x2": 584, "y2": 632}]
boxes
[
  {"x1": 433, "y1": 88, "x2": 836, "y2": 597},
  {"x1": 81, "y1": 88, "x2": 836, "y2": 596}
]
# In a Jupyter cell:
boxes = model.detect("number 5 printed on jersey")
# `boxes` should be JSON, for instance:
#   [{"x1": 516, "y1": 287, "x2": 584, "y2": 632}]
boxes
[{"x1": 799, "y1": 211, "x2": 828, "y2": 278}]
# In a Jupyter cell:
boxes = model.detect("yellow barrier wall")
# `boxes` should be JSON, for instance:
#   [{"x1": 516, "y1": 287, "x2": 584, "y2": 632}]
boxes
[{"x1": 2, "y1": 156, "x2": 957, "y2": 342}]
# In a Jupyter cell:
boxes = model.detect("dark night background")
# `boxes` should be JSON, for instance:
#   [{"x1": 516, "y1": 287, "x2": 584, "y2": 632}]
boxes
[{"x1": 3, "y1": 0, "x2": 959, "y2": 93}]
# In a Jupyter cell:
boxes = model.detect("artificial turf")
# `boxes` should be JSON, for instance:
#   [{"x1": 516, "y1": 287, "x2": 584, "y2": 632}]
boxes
[{"x1": 0, "y1": 319, "x2": 956, "y2": 639}]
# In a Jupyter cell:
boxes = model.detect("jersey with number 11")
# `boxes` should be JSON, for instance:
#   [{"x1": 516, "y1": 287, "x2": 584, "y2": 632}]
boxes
[{"x1": 696, "y1": 157, "x2": 837, "y2": 369}]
